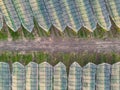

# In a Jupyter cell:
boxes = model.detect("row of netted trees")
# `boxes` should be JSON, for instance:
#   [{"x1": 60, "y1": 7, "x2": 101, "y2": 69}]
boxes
[{"x1": 0, "y1": 62, "x2": 119, "y2": 90}]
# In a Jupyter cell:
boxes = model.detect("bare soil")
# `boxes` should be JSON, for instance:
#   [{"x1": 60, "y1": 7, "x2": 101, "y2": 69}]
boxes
[{"x1": 0, "y1": 37, "x2": 120, "y2": 53}]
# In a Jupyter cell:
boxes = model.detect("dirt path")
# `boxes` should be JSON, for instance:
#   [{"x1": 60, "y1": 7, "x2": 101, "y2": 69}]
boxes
[{"x1": 0, "y1": 38, "x2": 120, "y2": 53}]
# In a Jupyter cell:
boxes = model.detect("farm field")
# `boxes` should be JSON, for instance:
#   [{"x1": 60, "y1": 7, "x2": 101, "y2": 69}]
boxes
[{"x1": 0, "y1": 0, "x2": 120, "y2": 89}]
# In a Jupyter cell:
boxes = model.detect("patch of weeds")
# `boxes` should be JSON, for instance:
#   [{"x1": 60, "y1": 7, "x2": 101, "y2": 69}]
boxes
[
  {"x1": 35, "y1": 25, "x2": 50, "y2": 37},
  {"x1": 34, "y1": 52, "x2": 50, "y2": 64},
  {"x1": 0, "y1": 51, "x2": 120, "y2": 67},
  {"x1": 22, "y1": 27, "x2": 34, "y2": 40},
  {"x1": 10, "y1": 53, "x2": 22, "y2": 63},
  {"x1": 0, "y1": 29, "x2": 8, "y2": 40},
  {"x1": 38, "y1": 27, "x2": 50, "y2": 37},
  {"x1": 77, "y1": 27, "x2": 91, "y2": 38},
  {"x1": 49, "y1": 26, "x2": 63, "y2": 37},
  {"x1": 63, "y1": 27, "x2": 77, "y2": 37},
  {"x1": 9, "y1": 28, "x2": 21, "y2": 40},
  {"x1": 111, "y1": 52, "x2": 120, "y2": 63},
  {"x1": 93, "y1": 26, "x2": 106, "y2": 39},
  {"x1": 20, "y1": 53, "x2": 33, "y2": 65},
  {"x1": 0, "y1": 52, "x2": 12, "y2": 62}
]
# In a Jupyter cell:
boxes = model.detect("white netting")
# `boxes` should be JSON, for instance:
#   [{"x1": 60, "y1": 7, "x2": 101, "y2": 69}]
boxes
[
  {"x1": 96, "y1": 63, "x2": 111, "y2": 90},
  {"x1": 82, "y1": 63, "x2": 96, "y2": 90},
  {"x1": 68, "y1": 62, "x2": 82, "y2": 90}
]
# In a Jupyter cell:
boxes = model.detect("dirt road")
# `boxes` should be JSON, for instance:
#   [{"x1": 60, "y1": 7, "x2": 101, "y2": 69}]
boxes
[{"x1": 0, "y1": 38, "x2": 120, "y2": 53}]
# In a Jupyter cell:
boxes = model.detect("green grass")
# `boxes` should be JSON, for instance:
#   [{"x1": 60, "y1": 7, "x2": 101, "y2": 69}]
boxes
[
  {"x1": 34, "y1": 52, "x2": 50, "y2": 63},
  {"x1": 9, "y1": 28, "x2": 22, "y2": 40},
  {"x1": 49, "y1": 26, "x2": 63, "y2": 37},
  {"x1": 0, "y1": 51, "x2": 119, "y2": 72},
  {"x1": 36, "y1": 27, "x2": 50, "y2": 37},
  {"x1": 64, "y1": 27, "x2": 77, "y2": 37},
  {"x1": 0, "y1": 51, "x2": 119, "y2": 66},
  {"x1": 34, "y1": 20, "x2": 50, "y2": 37},
  {"x1": 0, "y1": 28, "x2": 8, "y2": 40},
  {"x1": 0, "y1": 22, "x2": 120, "y2": 40},
  {"x1": 93, "y1": 27, "x2": 107, "y2": 39},
  {"x1": 77, "y1": 27, "x2": 91, "y2": 38},
  {"x1": 22, "y1": 26, "x2": 35, "y2": 40}
]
